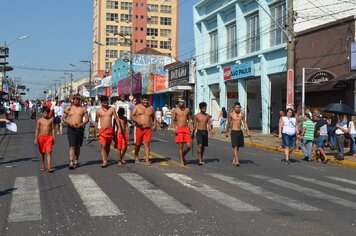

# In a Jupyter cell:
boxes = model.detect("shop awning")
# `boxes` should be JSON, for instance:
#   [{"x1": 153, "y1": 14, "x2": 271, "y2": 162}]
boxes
[
  {"x1": 297, "y1": 72, "x2": 356, "y2": 92},
  {"x1": 154, "y1": 85, "x2": 192, "y2": 94}
]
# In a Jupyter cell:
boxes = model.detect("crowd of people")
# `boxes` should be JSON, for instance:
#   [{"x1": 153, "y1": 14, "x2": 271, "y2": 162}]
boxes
[
  {"x1": 29, "y1": 93, "x2": 250, "y2": 173},
  {"x1": 278, "y1": 107, "x2": 355, "y2": 164}
]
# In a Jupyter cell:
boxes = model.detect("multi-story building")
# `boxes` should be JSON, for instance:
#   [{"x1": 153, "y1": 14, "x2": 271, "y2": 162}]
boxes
[{"x1": 92, "y1": 0, "x2": 179, "y2": 78}]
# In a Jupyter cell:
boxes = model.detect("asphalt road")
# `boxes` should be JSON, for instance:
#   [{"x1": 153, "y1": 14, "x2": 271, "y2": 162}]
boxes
[{"x1": 1, "y1": 114, "x2": 356, "y2": 236}]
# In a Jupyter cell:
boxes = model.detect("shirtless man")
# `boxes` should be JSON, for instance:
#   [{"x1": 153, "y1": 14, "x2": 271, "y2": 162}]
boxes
[
  {"x1": 172, "y1": 98, "x2": 192, "y2": 167},
  {"x1": 225, "y1": 102, "x2": 250, "y2": 166},
  {"x1": 95, "y1": 96, "x2": 118, "y2": 168},
  {"x1": 192, "y1": 102, "x2": 214, "y2": 165},
  {"x1": 62, "y1": 94, "x2": 89, "y2": 169},
  {"x1": 130, "y1": 94, "x2": 157, "y2": 166}
]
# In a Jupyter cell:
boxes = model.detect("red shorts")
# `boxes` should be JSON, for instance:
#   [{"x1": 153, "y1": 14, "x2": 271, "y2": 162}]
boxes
[
  {"x1": 114, "y1": 132, "x2": 128, "y2": 150},
  {"x1": 99, "y1": 127, "x2": 114, "y2": 145},
  {"x1": 38, "y1": 135, "x2": 53, "y2": 154},
  {"x1": 136, "y1": 128, "x2": 152, "y2": 145},
  {"x1": 175, "y1": 126, "x2": 192, "y2": 143}
]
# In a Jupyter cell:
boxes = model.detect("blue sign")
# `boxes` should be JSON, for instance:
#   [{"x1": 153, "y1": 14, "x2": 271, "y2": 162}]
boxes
[{"x1": 230, "y1": 61, "x2": 254, "y2": 80}]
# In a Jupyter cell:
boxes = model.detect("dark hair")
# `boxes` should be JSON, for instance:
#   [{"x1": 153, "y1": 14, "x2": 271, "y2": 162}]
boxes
[
  {"x1": 304, "y1": 113, "x2": 311, "y2": 119},
  {"x1": 285, "y1": 108, "x2": 295, "y2": 117},
  {"x1": 222, "y1": 107, "x2": 227, "y2": 118},
  {"x1": 199, "y1": 102, "x2": 207, "y2": 109},
  {"x1": 100, "y1": 95, "x2": 109, "y2": 102},
  {"x1": 118, "y1": 108, "x2": 125, "y2": 116},
  {"x1": 42, "y1": 106, "x2": 50, "y2": 114},
  {"x1": 141, "y1": 94, "x2": 149, "y2": 100},
  {"x1": 234, "y1": 102, "x2": 241, "y2": 107}
]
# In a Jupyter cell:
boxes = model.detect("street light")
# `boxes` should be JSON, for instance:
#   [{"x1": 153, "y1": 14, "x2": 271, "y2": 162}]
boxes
[
  {"x1": 115, "y1": 32, "x2": 133, "y2": 96},
  {"x1": 302, "y1": 67, "x2": 320, "y2": 116},
  {"x1": 80, "y1": 60, "x2": 92, "y2": 99},
  {"x1": 64, "y1": 72, "x2": 74, "y2": 96}
]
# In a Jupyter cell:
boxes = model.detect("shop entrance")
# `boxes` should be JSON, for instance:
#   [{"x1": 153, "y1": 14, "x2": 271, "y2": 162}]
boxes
[
  {"x1": 270, "y1": 73, "x2": 286, "y2": 132},
  {"x1": 246, "y1": 78, "x2": 262, "y2": 129}
]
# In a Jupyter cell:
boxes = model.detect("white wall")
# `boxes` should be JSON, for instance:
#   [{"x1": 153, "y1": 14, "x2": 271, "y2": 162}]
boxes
[{"x1": 294, "y1": 0, "x2": 355, "y2": 33}]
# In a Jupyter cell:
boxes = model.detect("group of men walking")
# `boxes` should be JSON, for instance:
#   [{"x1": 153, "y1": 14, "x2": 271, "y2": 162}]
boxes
[{"x1": 34, "y1": 94, "x2": 250, "y2": 172}]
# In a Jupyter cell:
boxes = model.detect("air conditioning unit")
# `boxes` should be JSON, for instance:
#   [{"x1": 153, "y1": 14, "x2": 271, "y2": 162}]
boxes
[
  {"x1": 152, "y1": 36, "x2": 155, "y2": 39},
  {"x1": 106, "y1": 33, "x2": 110, "y2": 36},
  {"x1": 147, "y1": 15, "x2": 151, "y2": 19}
]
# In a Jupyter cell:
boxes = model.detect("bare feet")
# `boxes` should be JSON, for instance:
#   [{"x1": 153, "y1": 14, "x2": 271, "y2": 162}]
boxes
[
  {"x1": 144, "y1": 161, "x2": 152, "y2": 166},
  {"x1": 121, "y1": 159, "x2": 126, "y2": 165},
  {"x1": 48, "y1": 169, "x2": 54, "y2": 173},
  {"x1": 40, "y1": 168, "x2": 46, "y2": 171},
  {"x1": 117, "y1": 161, "x2": 123, "y2": 167},
  {"x1": 198, "y1": 161, "x2": 205, "y2": 165},
  {"x1": 135, "y1": 158, "x2": 140, "y2": 164}
]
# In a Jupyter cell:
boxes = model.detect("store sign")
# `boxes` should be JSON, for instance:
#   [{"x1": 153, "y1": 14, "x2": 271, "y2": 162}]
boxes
[
  {"x1": 307, "y1": 70, "x2": 336, "y2": 84},
  {"x1": 117, "y1": 73, "x2": 142, "y2": 95},
  {"x1": 230, "y1": 61, "x2": 254, "y2": 80},
  {"x1": 133, "y1": 54, "x2": 173, "y2": 67},
  {"x1": 169, "y1": 63, "x2": 189, "y2": 87},
  {"x1": 189, "y1": 60, "x2": 196, "y2": 84},
  {"x1": 351, "y1": 42, "x2": 356, "y2": 71},
  {"x1": 154, "y1": 74, "x2": 168, "y2": 92},
  {"x1": 224, "y1": 67, "x2": 231, "y2": 81}
]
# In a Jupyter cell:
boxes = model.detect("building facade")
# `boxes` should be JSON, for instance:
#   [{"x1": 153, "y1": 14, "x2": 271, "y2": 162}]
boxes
[
  {"x1": 194, "y1": 0, "x2": 288, "y2": 133},
  {"x1": 92, "y1": 0, "x2": 179, "y2": 78}
]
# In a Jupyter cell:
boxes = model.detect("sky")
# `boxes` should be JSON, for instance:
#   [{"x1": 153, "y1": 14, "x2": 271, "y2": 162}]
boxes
[{"x1": 0, "y1": 0, "x2": 199, "y2": 100}]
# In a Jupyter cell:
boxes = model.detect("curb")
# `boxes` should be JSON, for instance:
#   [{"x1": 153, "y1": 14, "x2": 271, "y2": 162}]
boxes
[{"x1": 212, "y1": 136, "x2": 356, "y2": 168}]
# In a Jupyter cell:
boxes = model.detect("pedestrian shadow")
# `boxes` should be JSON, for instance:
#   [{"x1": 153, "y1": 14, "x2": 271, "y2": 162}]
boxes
[
  {"x1": 186, "y1": 158, "x2": 220, "y2": 165},
  {"x1": 239, "y1": 159, "x2": 255, "y2": 165},
  {"x1": 0, "y1": 188, "x2": 16, "y2": 197},
  {"x1": 289, "y1": 158, "x2": 301, "y2": 163},
  {"x1": 0, "y1": 157, "x2": 34, "y2": 165}
]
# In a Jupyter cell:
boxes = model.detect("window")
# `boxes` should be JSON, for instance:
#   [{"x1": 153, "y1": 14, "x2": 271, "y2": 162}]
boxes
[
  {"x1": 246, "y1": 13, "x2": 260, "y2": 53},
  {"x1": 149, "y1": 16, "x2": 158, "y2": 24},
  {"x1": 270, "y1": 1, "x2": 287, "y2": 46},
  {"x1": 106, "y1": 50, "x2": 118, "y2": 59},
  {"x1": 141, "y1": 3, "x2": 144, "y2": 7},
  {"x1": 147, "y1": 28, "x2": 158, "y2": 36},
  {"x1": 147, "y1": 4, "x2": 158, "y2": 12},
  {"x1": 105, "y1": 62, "x2": 112, "y2": 71},
  {"x1": 160, "y1": 41, "x2": 171, "y2": 49},
  {"x1": 147, "y1": 40, "x2": 158, "y2": 49},
  {"x1": 120, "y1": 26, "x2": 132, "y2": 35},
  {"x1": 119, "y1": 38, "x2": 130, "y2": 46},
  {"x1": 135, "y1": 27, "x2": 138, "y2": 31},
  {"x1": 120, "y1": 14, "x2": 132, "y2": 23},
  {"x1": 120, "y1": 2, "x2": 132, "y2": 10},
  {"x1": 106, "y1": 1, "x2": 118, "y2": 9},
  {"x1": 160, "y1": 5, "x2": 172, "y2": 13},
  {"x1": 160, "y1": 29, "x2": 171, "y2": 37},
  {"x1": 106, "y1": 13, "x2": 118, "y2": 22},
  {"x1": 160, "y1": 17, "x2": 171, "y2": 25},
  {"x1": 141, "y1": 15, "x2": 144, "y2": 19},
  {"x1": 210, "y1": 31, "x2": 218, "y2": 63},
  {"x1": 227, "y1": 24, "x2": 237, "y2": 59},
  {"x1": 140, "y1": 40, "x2": 144, "y2": 43},
  {"x1": 106, "y1": 25, "x2": 118, "y2": 34},
  {"x1": 140, "y1": 27, "x2": 144, "y2": 31},
  {"x1": 106, "y1": 38, "x2": 118, "y2": 46}
]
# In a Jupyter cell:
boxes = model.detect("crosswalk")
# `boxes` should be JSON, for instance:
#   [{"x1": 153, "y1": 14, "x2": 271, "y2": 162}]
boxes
[{"x1": 5, "y1": 173, "x2": 356, "y2": 223}]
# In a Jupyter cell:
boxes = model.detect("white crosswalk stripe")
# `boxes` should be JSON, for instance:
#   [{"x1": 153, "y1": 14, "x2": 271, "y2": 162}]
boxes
[
  {"x1": 290, "y1": 175, "x2": 356, "y2": 196},
  {"x1": 8, "y1": 177, "x2": 41, "y2": 222},
  {"x1": 326, "y1": 176, "x2": 356, "y2": 186},
  {"x1": 249, "y1": 174, "x2": 356, "y2": 210},
  {"x1": 119, "y1": 173, "x2": 193, "y2": 214},
  {"x1": 208, "y1": 173, "x2": 320, "y2": 211},
  {"x1": 69, "y1": 174, "x2": 123, "y2": 217},
  {"x1": 165, "y1": 173, "x2": 260, "y2": 212}
]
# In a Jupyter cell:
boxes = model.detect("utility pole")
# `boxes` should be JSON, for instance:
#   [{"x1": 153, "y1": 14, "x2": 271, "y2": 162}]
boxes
[
  {"x1": 287, "y1": 0, "x2": 295, "y2": 109},
  {"x1": 64, "y1": 72, "x2": 74, "y2": 96}
]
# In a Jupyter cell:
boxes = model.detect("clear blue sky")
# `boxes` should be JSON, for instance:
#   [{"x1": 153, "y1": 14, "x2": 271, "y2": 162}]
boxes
[{"x1": 0, "y1": 0, "x2": 198, "y2": 100}]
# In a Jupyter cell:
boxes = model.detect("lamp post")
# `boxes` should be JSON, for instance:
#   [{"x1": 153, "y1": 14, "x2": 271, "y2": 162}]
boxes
[
  {"x1": 64, "y1": 72, "x2": 73, "y2": 96},
  {"x1": 116, "y1": 32, "x2": 133, "y2": 96},
  {"x1": 302, "y1": 67, "x2": 320, "y2": 116},
  {"x1": 80, "y1": 60, "x2": 92, "y2": 98}
]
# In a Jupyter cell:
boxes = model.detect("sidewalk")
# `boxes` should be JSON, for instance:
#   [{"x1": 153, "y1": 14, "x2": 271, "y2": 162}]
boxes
[{"x1": 211, "y1": 128, "x2": 356, "y2": 168}]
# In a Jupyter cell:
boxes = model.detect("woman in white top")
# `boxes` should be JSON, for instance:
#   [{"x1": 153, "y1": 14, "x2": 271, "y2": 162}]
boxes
[
  {"x1": 335, "y1": 114, "x2": 348, "y2": 160},
  {"x1": 348, "y1": 115, "x2": 356, "y2": 157},
  {"x1": 279, "y1": 108, "x2": 299, "y2": 164},
  {"x1": 155, "y1": 107, "x2": 162, "y2": 129}
]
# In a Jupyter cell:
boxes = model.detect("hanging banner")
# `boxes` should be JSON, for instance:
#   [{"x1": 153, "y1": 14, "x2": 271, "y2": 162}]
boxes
[
  {"x1": 154, "y1": 74, "x2": 168, "y2": 92},
  {"x1": 117, "y1": 73, "x2": 143, "y2": 95},
  {"x1": 142, "y1": 74, "x2": 154, "y2": 94}
]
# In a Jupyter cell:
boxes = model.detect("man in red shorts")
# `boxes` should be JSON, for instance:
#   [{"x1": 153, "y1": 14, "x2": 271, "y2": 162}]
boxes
[
  {"x1": 114, "y1": 108, "x2": 129, "y2": 166},
  {"x1": 131, "y1": 94, "x2": 157, "y2": 166},
  {"x1": 95, "y1": 96, "x2": 118, "y2": 168},
  {"x1": 172, "y1": 98, "x2": 192, "y2": 167}
]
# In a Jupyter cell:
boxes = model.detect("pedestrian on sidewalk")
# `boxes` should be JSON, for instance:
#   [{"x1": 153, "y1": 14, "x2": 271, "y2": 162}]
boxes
[
  {"x1": 114, "y1": 108, "x2": 129, "y2": 166},
  {"x1": 192, "y1": 102, "x2": 214, "y2": 165},
  {"x1": 225, "y1": 102, "x2": 250, "y2": 166},
  {"x1": 172, "y1": 98, "x2": 192, "y2": 167},
  {"x1": 34, "y1": 106, "x2": 55, "y2": 173},
  {"x1": 279, "y1": 108, "x2": 298, "y2": 164},
  {"x1": 62, "y1": 94, "x2": 89, "y2": 169},
  {"x1": 327, "y1": 114, "x2": 338, "y2": 150},
  {"x1": 95, "y1": 96, "x2": 118, "y2": 168},
  {"x1": 348, "y1": 115, "x2": 356, "y2": 157},
  {"x1": 314, "y1": 113, "x2": 329, "y2": 163},
  {"x1": 335, "y1": 114, "x2": 348, "y2": 161},
  {"x1": 278, "y1": 111, "x2": 285, "y2": 148},
  {"x1": 300, "y1": 113, "x2": 315, "y2": 162},
  {"x1": 54, "y1": 101, "x2": 64, "y2": 135},
  {"x1": 218, "y1": 107, "x2": 228, "y2": 133}
]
